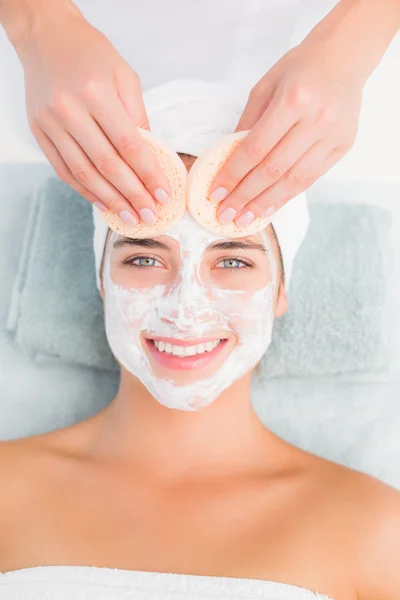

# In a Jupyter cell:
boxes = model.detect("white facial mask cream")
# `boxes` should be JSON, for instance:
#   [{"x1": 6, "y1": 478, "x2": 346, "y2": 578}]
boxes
[{"x1": 103, "y1": 213, "x2": 277, "y2": 411}]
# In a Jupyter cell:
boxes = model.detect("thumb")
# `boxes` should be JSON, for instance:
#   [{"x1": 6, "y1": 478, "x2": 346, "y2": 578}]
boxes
[
  {"x1": 235, "y1": 78, "x2": 276, "y2": 133},
  {"x1": 117, "y1": 70, "x2": 151, "y2": 131}
]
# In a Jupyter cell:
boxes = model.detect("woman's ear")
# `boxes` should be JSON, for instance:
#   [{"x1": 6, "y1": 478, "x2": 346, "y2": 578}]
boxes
[{"x1": 274, "y1": 282, "x2": 288, "y2": 318}]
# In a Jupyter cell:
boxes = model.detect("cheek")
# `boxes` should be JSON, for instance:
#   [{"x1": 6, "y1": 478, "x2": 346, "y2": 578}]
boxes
[
  {"x1": 228, "y1": 311, "x2": 263, "y2": 334},
  {"x1": 202, "y1": 265, "x2": 272, "y2": 294},
  {"x1": 110, "y1": 266, "x2": 155, "y2": 291},
  {"x1": 109, "y1": 255, "x2": 171, "y2": 291},
  {"x1": 210, "y1": 289, "x2": 266, "y2": 322},
  {"x1": 109, "y1": 257, "x2": 134, "y2": 289},
  {"x1": 106, "y1": 285, "x2": 154, "y2": 330},
  {"x1": 214, "y1": 286, "x2": 275, "y2": 333}
]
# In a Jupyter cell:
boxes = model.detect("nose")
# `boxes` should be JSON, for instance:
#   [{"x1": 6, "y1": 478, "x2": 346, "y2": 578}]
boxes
[{"x1": 159, "y1": 268, "x2": 217, "y2": 329}]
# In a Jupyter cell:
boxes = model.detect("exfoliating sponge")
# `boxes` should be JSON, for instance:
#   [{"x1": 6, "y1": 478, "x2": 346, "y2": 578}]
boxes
[
  {"x1": 187, "y1": 130, "x2": 273, "y2": 237},
  {"x1": 95, "y1": 128, "x2": 273, "y2": 239},
  {"x1": 96, "y1": 128, "x2": 187, "y2": 238}
]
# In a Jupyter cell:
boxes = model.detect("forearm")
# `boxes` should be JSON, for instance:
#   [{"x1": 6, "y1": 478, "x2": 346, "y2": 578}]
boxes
[
  {"x1": 0, "y1": 0, "x2": 81, "y2": 48},
  {"x1": 306, "y1": 0, "x2": 400, "y2": 82}
]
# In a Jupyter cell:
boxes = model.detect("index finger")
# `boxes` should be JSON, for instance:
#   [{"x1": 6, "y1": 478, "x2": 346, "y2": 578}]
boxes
[{"x1": 210, "y1": 98, "x2": 298, "y2": 201}]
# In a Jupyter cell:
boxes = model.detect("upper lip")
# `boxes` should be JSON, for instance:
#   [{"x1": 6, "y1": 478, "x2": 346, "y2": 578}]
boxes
[{"x1": 144, "y1": 335, "x2": 227, "y2": 347}]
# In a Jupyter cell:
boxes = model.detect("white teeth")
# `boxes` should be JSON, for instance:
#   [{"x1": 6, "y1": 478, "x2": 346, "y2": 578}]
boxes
[
  {"x1": 173, "y1": 345, "x2": 184, "y2": 357},
  {"x1": 152, "y1": 339, "x2": 222, "y2": 357}
]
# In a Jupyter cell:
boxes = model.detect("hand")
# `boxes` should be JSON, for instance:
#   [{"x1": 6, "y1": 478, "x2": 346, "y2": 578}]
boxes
[
  {"x1": 210, "y1": 37, "x2": 364, "y2": 227},
  {"x1": 15, "y1": 7, "x2": 171, "y2": 226}
]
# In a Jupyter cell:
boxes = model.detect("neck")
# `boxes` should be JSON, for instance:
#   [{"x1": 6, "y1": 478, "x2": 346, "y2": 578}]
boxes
[{"x1": 86, "y1": 369, "x2": 285, "y2": 484}]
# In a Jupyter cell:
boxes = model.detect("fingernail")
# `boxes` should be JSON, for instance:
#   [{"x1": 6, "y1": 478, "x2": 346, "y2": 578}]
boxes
[
  {"x1": 154, "y1": 188, "x2": 171, "y2": 205},
  {"x1": 119, "y1": 210, "x2": 138, "y2": 226},
  {"x1": 236, "y1": 210, "x2": 255, "y2": 227},
  {"x1": 210, "y1": 186, "x2": 228, "y2": 203},
  {"x1": 139, "y1": 208, "x2": 156, "y2": 225},
  {"x1": 94, "y1": 201, "x2": 108, "y2": 213},
  {"x1": 218, "y1": 207, "x2": 237, "y2": 224},
  {"x1": 265, "y1": 206, "x2": 276, "y2": 217}
]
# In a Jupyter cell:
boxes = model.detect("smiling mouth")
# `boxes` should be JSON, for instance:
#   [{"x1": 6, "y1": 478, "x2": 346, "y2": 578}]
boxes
[
  {"x1": 149, "y1": 338, "x2": 224, "y2": 357},
  {"x1": 143, "y1": 335, "x2": 229, "y2": 372}
]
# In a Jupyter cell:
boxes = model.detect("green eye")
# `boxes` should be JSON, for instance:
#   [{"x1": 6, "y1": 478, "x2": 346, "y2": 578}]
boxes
[
  {"x1": 136, "y1": 257, "x2": 157, "y2": 267},
  {"x1": 124, "y1": 256, "x2": 162, "y2": 268},
  {"x1": 216, "y1": 258, "x2": 251, "y2": 269}
]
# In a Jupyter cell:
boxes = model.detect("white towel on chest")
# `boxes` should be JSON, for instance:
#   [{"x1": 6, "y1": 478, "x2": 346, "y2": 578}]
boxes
[{"x1": 0, "y1": 565, "x2": 335, "y2": 599}]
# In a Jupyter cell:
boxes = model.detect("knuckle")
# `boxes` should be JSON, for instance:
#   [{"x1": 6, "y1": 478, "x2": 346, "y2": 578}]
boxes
[
  {"x1": 53, "y1": 164, "x2": 71, "y2": 182},
  {"x1": 32, "y1": 107, "x2": 50, "y2": 126},
  {"x1": 107, "y1": 200, "x2": 124, "y2": 214},
  {"x1": 332, "y1": 134, "x2": 354, "y2": 157},
  {"x1": 72, "y1": 166, "x2": 91, "y2": 186},
  {"x1": 47, "y1": 91, "x2": 73, "y2": 118},
  {"x1": 341, "y1": 136, "x2": 355, "y2": 152},
  {"x1": 219, "y1": 173, "x2": 237, "y2": 192},
  {"x1": 100, "y1": 197, "x2": 117, "y2": 212},
  {"x1": 262, "y1": 162, "x2": 283, "y2": 182},
  {"x1": 118, "y1": 135, "x2": 140, "y2": 157},
  {"x1": 286, "y1": 170, "x2": 307, "y2": 187},
  {"x1": 129, "y1": 70, "x2": 142, "y2": 88},
  {"x1": 140, "y1": 172, "x2": 159, "y2": 190},
  {"x1": 286, "y1": 82, "x2": 313, "y2": 108},
  {"x1": 244, "y1": 139, "x2": 266, "y2": 163},
  {"x1": 304, "y1": 175, "x2": 317, "y2": 188},
  {"x1": 317, "y1": 105, "x2": 337, "y2": 125},
  {"x1": 339, "y1": 143, "x2": 351, "y2": 155},
  {"x1": 95, "y1": 155, "x2": 120, "y2": 177},
  {"x1": 126, "y1": 190, "x2": 148, "y2": 208},
  {"x1": 81, "y1": 77, "x2": 103, "y2": 103},
  {"x1": 213, "y1": 168, "x2": 237, "y2": 192}
]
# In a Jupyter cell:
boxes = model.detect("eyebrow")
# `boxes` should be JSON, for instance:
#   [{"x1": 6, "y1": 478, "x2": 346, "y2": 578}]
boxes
[
  {"x1": 207, "y1": 240, "x2": 267, "y2": 253},
  {"x1": 113, "y1": 238, "x2": 170, "y2": 251},
  {"x1": 113, "y1": 237, "x2": 266, "y2": 253}
]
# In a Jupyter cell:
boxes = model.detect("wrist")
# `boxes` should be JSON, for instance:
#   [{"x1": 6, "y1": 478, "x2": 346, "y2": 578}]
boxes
[
  {"x1": 306, "y1": 0, "x2": 400, "y2": 82},
  {"x1": 1, "y1": 0, "x2": 82, "y2": 51}
]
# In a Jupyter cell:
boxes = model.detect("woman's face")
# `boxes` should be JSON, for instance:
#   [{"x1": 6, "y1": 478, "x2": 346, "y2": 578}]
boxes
[{"x1": 101, "y1": 213, "x2": 287, "y2": 412}]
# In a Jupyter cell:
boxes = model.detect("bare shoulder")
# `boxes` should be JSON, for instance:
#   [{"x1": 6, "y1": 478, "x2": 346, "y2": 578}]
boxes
[
  {"x1": 0, "y1": 434, "x2": 71, "y2": 571},
  {"x1": 0, "y1": 440, "x2": 31, "y2": 560},
  {"x1": 0, "y1": 425, "x2": 86, "y2": 490},
  {"x1": 349, "y1": 469, "x2": 400, "y2": 600},
  {"x1": 313, "y1": 455, "x2": 400, "y2": 600},
  {"x1": 0, "y1": 437, "x2": 33, "y2": 487},
  {"x1": 0, "y1": 436, "x2": 47, "y2": 512},
  {"x1": 0, "y1": 432, "x2": 59, "y2": 474},
  {"x1": 0, "y1": 431, "x2": 76, "y2": 516}
]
